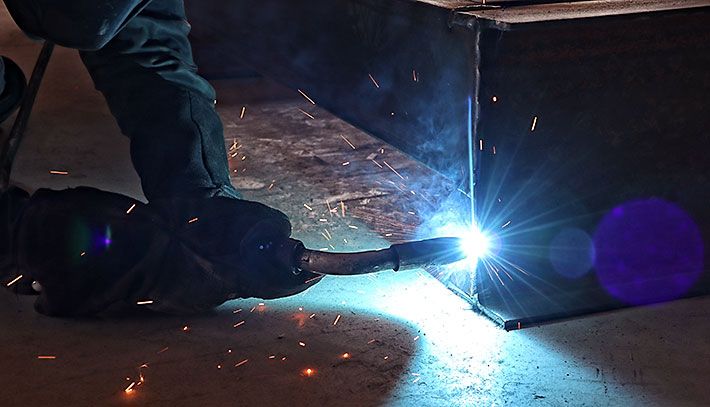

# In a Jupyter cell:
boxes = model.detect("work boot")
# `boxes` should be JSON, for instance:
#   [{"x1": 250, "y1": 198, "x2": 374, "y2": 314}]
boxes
[
  {"x1": 0, "y1": 56, "x2": 26, "y2": 124},
  {"x1": 0, "y1": 186, "x2": 34, "y2": 294}
]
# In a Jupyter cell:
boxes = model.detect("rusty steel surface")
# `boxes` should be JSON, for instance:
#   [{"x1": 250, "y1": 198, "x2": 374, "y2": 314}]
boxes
[
  {"x1": 407, "y1": 0, "x2": 710, "y2": 17},
  {"x1": 462, "y1": 0, "x2": 710, "y2": 24},
  {"x1": 408, "y1": 0, "x2": 709, "y2": 18}
]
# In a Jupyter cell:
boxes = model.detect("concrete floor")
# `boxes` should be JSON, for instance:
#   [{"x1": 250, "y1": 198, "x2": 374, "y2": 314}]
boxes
[{"x1": 2, "y1": 6, "x2": 710, "y2": 406}]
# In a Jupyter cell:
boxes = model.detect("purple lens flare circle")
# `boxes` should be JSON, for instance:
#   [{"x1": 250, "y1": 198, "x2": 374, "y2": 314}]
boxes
[
  {"x1": 549, "y1": 228, "x2": 595, "y2": 279},
  {"x1": 593, "y1": 198, "x2": 704, "y2": 305}
]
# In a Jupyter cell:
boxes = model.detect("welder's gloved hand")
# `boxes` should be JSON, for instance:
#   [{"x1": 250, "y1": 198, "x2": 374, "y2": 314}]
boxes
[
  {"x1": 149, "y1": 196, "x2": 321, "y2": 302},
  {"x1": 0, "y1": 56, "x2": 27, "y2": 124},
  {"x1": 10, "y1": 187, "x2": 320, "y2": 317},
  {"x1": 1, "y1": 186, "x2": 31, "y2": 292}
]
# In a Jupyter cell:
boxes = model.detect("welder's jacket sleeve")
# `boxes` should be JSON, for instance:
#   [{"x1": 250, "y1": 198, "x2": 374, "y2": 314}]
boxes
[{"x1": 13, "y1": 188, "x2": 320, "y2": 317}]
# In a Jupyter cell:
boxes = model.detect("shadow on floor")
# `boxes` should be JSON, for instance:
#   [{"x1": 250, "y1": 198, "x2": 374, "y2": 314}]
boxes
[{"x1": 0, "y1": 295, "x2": 417, "y2": 406}]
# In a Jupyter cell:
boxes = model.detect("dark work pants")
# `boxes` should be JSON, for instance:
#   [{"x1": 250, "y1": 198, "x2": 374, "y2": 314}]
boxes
[{"x1": 4, "y1": 0, "x2": 239, "y2": 201}]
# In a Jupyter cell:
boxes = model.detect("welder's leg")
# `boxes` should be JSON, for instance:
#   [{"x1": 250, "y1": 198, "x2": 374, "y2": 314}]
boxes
[
  {"x1": 3, "y1": 0, "x2": 151, "y2": 50},
  {"x1": 79, "y1": 0, "x2": 238, "y2": 201}
]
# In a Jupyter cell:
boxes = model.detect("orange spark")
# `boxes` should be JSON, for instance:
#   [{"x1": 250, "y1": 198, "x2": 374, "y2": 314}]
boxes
[
  {"x1": 382, "y1": 161, "x2": 404, "y2": 180},
  {"x1": 333, "y1": 314, "x2": 341, "y2": 326},
  {"x1": 233, "y1": 320, "x2": 245, "y2": 328},
  {"x1": 298, "y1": 109, "x2": 315, "y2": 120},
  {"x1": 235, "y1": 359, "x2": 249, "y2": 368},
  {"x1": 126, "y1": 204, "x2": 136, "y2": 214},
  {"x1": 368, "y1": 74, "x2": 380, "y2": 88},
  {"x1": 297, "y1": 89, "x2": 316, "y2": 105},
  {"x1": 303, "y1": 368, "x2": 316, "y2": 377},
  {"x1": 136, "y1": 300, "x2": 154, "y2": 305},
  {"x1": 188, "y1": 217, "x2": 198, "y2": 224},
  {"x1": 240, "y1": 106, "x2": 246, "y2": 119},
  {"x1": 298, "y1": 342, "x2": 306, "y2": 347},
  {"x1": 124, "y1": 381, "x2": 136, "y2": 394},
  {"x1": 5, "y1": 274, "x2": 23, "y2": 287},
  {"x1": 340, "y1": 135, "x2": 356, "y2": 149},
  {"x1": 326, "y1": 200, "x2": 334, "y2": 217},
  {"x1": 304, "y1": 276, "x2": 322, "y2": 285},
  {"x1": 37, "y1": 355, "x2": 56, "y2": 360},
  {"x1": 49, "y1": 170, "x2": 68, "y2": 175}
]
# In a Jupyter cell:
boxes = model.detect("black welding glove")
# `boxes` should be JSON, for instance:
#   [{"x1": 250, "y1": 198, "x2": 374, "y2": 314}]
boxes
[
  {"x1": 5, "y1": 187, "x2": 320, "y2": 317},
  {"x1": 0, "y1": 56, "x2": 26, "y2": 124},
  {"x1": 1, "y1": 186, "x2": 31, "y2": 293}
]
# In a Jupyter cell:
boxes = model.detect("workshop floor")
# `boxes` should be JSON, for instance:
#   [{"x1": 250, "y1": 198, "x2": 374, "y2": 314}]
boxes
[{"x1": 1, "y1": 7, "x2": 709, "y2": 406}]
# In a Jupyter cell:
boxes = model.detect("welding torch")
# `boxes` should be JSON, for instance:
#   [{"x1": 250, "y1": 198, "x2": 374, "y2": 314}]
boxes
[{"x1": 273, "y1": 237, "x2": 466, "y2": 276}]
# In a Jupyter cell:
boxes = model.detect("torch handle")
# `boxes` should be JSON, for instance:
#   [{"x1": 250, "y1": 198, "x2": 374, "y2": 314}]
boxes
[{"x1": 293, "y1": 237, "x2": 465, "y2": 276}]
